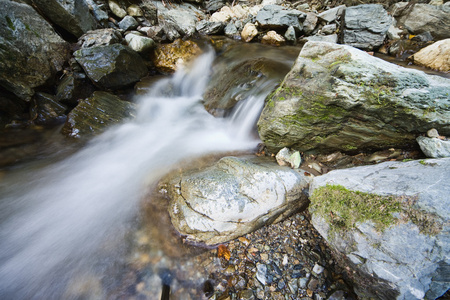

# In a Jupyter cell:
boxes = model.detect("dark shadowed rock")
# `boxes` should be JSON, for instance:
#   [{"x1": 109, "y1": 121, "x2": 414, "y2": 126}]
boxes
[
  {"x1": 340, "y1": 4, "x2": 391, "y2": 50},
  {"x1": 309, "y1": 158, "x2": 450, "y2": 299},
  {"x1": 0, "y1": 0, "x2": 70, "y2": 100},
  {"x1": 62, "y1": 91, "x2": 135, "y2": 138},
  {"x1": 30, "y1": 92, "x2": 66, "y2": 125},
  {"x1": 159, "y1": 156, "x2": 311, "y2": 245},
  {"x1": 56, "y1": 73, "x2": 96, "y2": 107},
  {"x1": 74, "y1": 44, "x2": 148, "y2": 89},
  {"x1": 32, "y1": 0, "x2": 97, "y2": 37},
  {"x1": 257, "y1": 41, "x2": 450, "y2": 154}
]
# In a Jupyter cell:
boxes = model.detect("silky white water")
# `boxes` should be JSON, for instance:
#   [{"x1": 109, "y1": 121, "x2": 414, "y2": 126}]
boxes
[{"x1": 0, "y1": 45, "x2": 297, "y2": 299}]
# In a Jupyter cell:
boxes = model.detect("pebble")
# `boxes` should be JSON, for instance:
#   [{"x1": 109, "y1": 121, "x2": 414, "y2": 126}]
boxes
[
  {"x1": 256, "y1": 263, "x2": 268, "y2": 285},
  {"x1": 313, "y1": 263, "x2": 325, "y2": 275}
]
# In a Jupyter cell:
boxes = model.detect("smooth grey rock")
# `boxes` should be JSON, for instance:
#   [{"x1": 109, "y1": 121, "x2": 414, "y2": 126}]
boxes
[
  {"x1": 155, "y1": 1, "x2": 205, "y2": 37},
  {"x1": 341, "y1": 4, "x2": 392, "y2": 50},
  {"x1": 32, "y1": 0, "x2": 97, "y2": 37},
  {"x1": 417, "y1": 136, "x2": 450, "y2": 158},
  {"x1": 321, "y1": 24, "x2": 336, "y2": 35},
  {"x1": 284, "y1": 26, "x2": 296, "y2": 43},
  {"x1": 396, "y1": 3, "x2": 450, "y2": 40},
  {"x1": 160, "y1": 156, "x2": 311, "y2": 245},
  {"x1": 195, "y1": 20, "x2": 225, "y2": 35},
  {"x1": 256, "y1": 263, "x2": 268, "y2": 285},
  {"x1": 317, "y1": 5, "x2": 345, "y2": 23},
  {"x1": 0, "y1": 0, "x2": 69, "y2": 100},
  {"x1": 309, "y1": 158, "x2": 450, "y2": 299},
  {"x1": 108, "y1": 0, "x2": 126, "y2": 18},
  {"x1": 118, "y1": 16, "x2": 139, "y2": 31},
  {"x1": 302, "y1": 12, "x2": 318, "y2": 35},
  {"x1": 303, "y1": 34, "x2": 338, "y2": 43},
  {"x1": 78, "y1": 29, "x2": 123, "y2": 49},
  {"x1": 275, "y1": 147, "x2": 301, "y2": 168},
  {"x1": 125, "y1": 33, "x2": 155, "y2": 53},
  {"x1": 224, "y1": 22, "x2": 239, "y2": 38},
  {"x1": 256, "y1": 5, "x2": 306, "y2": 32},
  {"x1": 74, "y1": 44, "x2": 148, "y2": 89},
  {"x1": 257, "y1": 41, "x2": 450, "y2": 154}
]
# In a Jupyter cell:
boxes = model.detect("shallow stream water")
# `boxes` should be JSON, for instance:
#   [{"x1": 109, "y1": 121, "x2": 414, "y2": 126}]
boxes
[{"x1": 0, "y1": 41, "x2": 300, "y2": 299}]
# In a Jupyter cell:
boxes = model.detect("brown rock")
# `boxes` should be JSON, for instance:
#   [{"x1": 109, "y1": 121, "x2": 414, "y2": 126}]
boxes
[
  {"x1": 151, "y1": 39, "x2": 202, "y2": 73},
  {"x1": 241, "y1": 23, "x2": 258, "y2": 43},
  {"x1": 261, "y1": 31, "x2": 286, "y2": 46},
  {"x1": 412, "y1": 39, "x2": 450, "y2": 72}
]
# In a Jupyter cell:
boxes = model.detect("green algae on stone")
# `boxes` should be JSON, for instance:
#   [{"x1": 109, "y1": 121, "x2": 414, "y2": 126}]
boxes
[{"x1": 310, "y1": 184, "x2": 402, "y2": 232}]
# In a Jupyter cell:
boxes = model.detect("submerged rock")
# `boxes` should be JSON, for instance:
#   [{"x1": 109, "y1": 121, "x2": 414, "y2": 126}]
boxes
[
  {"x1": 257, "y1": 41, "x2": 450, "y2": 154},
  {"x1": 74, "y1": 44, "x2": 148, "y2": 89},
  {"x1": 0, "y1": 0, "x2": 69, "y2": 100},
  {"x1": 309, "y1": 158, "x2": 450, "y2": 299},
  {"x1": 62, "y1": 91, "x2": 135, "y2": 138},
  {"x1": 160, "y1": 156, "x2": 311, "y2": 245}
]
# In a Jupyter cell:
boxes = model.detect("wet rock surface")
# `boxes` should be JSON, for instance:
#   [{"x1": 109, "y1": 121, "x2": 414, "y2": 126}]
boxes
[
  {"x1": 62, "y1": 91, "x2": 135, "y2": 138},
  {"x1": 151, "y1": 39, "x2": 202, "y2": 74},
  {"x1": 0, "y1": 0, "x2": 70, "y2": 100},
  {"x1": 74, "y1": 44, "x2": 148, "y2": 89}
]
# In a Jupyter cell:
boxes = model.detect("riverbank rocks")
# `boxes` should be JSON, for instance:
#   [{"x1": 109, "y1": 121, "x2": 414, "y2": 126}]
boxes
[
  {"x1": 155, "y1": 1, "x2": 205, "y2": 37},
  {"x1": 257, "y1": 41, "x2": 450, "y2": 154},
  {"x1": 74, "y1": 44, "x2": 148, "y2": 89},
  {"x1": 124, "y1": 33, "x2": 155, "y2": 53},
  {"x1": 393, "y1": 3, "x2": 450, "y2": 40},
  {"x1": 417, "y1": 136, "x2": 450, "y2": 158},
  {"x1": 256, "y1": 5, "x2": 306, "y2": 32},
  {"x1": 309, "y1": 158, "x2": 450, "y2": 299},
  {"x1": 340, "y1": 4, "x2": 391, "y2": 50},
  {"x1": 411, "y1": 39, "x2": 450, "y2": 72},
  {"x1": 62, "y1": 91, "x2": 135, "y2": 138},
  {"x1": 152, "y1": 39, "x2": 202, "y2": 73},
  {"x1": 78, "y1": 29, "x2": 123, "y2": 49},
  {"x1": 0, "y1": 0, "x2": 70, "y2": 100},
  {"x1": 159, "y1": 156, "x2": 311, "y2": 245},
  {"x1": 32, "y1": 0, "x2": 97, "y2": 37}
]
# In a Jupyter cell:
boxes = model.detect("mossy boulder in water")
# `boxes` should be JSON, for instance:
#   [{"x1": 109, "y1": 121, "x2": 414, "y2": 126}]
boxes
[
  {"x1": 257, "y1": 41, "x2": 450, "y2": 154},
  {"x1": 62, "y1": 91, "x2": 136, "y2": 138},
  {"x1": 0, "y1": 0, "x2": 70, "y2": 100},
  {"x1": 309, "y1": 158, "x2": 450, "y2": 299},
  {"x1": 74, "y1": 44, "x2": 148, "y2": 90}
]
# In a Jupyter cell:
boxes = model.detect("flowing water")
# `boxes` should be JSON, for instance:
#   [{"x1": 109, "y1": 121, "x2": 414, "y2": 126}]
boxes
[{"x1": 0, "y1": 42, "x2": 300, "y2": 299}]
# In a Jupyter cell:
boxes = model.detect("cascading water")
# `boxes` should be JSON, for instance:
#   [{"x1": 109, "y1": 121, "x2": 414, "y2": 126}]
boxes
[{"x1": 0, "y1": 43, "x2": 299, "y2": 299}]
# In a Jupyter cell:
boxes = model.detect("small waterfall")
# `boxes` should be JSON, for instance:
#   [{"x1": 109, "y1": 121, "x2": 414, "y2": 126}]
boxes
[{"x1": 0, "y1": 44, "x2": 298, "y2": 299}]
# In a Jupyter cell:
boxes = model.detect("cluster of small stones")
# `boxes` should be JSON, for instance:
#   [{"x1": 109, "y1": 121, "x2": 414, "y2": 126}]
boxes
[{"x1": 112, "y1": 210, "x2": 355, "y2": 300}]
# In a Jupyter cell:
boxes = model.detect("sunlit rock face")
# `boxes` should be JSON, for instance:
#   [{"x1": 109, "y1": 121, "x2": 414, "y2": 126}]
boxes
[
  {"x1": 258, "y1": 41, "x2": 450, "y2": 154},
  {"x1": 159, "y1": 156, "x2": 311, "y2": 245}
]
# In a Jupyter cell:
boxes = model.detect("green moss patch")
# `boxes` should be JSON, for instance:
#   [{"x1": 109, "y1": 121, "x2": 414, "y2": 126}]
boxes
[{"x1": 310, "y1": 184, "x2": 402, "y2": 232}]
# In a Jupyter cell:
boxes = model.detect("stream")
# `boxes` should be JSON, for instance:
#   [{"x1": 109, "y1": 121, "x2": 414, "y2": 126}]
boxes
[{"x1": 0, "y1": 41, "x2": 301, "y2": 299}]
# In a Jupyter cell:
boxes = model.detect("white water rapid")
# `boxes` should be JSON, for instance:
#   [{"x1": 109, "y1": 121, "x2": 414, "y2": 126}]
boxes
[{"x1": 0, "y1": 46, "x2": 296, "y2": 299}]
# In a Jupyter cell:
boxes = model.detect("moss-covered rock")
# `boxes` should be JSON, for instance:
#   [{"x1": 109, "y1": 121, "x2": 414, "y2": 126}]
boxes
[
  {"x1": 74, "y1": 44, "x2": 148, "y2": 90},
  {"x1": 257, "y1": 41, "x2": 450, "y2": 154},
  {"x1": 62, "y1": 91, "x2": 135, "y2": 138},
  {"x1": 309, "y1": 158, "x2": 450, "y2": 299}
]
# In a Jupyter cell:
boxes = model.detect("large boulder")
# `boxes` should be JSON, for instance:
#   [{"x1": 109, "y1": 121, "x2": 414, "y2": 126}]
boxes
[
  {"x1": 394, "y1": 3, "x2": 450, "y2": 40},
  {"x1": 74, "y1": 44, "x2": 148, "y2": 90},
  {"x1": 32, "y1": 0, "x2": 97, "y2": 37},
  {"x1": 62, "y1": 91, "x2": 135, "y2": 138},
  {"x1": 340, "y1": 4, "x2": 392, "y2": 50},
  {"x1": 0, "y1": 0, "x2": 70, "y2": 100},
  {"x1": 256, "y1": 5, "x2": 306, "y2": 32},
  {"x1": 159, "y1": 156, "x2": 311, "y2": 245},
  {"x1": 411, "y1": 39, "x2": 450, "y2": 72},
  {"x1": 257, "y1": 41, "x2": 450, "y2": 154},
  {"x1": 309, "y1": 158, "x2": 450, "y2": 300}
]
